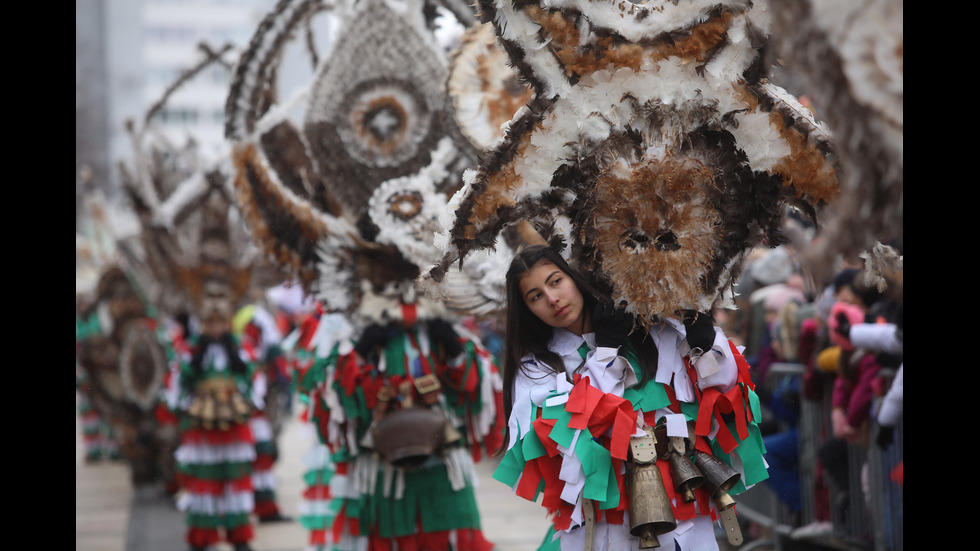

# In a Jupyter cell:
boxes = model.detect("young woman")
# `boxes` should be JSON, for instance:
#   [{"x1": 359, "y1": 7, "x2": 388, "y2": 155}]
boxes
[{"x1": 494, "y1": 245, "x2": 769, "y2": 551}]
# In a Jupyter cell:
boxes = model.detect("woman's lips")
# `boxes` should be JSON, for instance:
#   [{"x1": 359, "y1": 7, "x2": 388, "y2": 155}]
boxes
[{"x1": 555, "y1": 306, "x2": 568, "y2": 317}]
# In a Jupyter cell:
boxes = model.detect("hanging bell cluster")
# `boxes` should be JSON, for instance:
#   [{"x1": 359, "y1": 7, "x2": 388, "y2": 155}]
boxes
[
  {"x1": 187, "y1": 376, "x2": 252, "y2": 430},
  {"x1": 648, "y1": 420, "x2": 744, "y2": 547},
  {"x1": 627, "y1": 426, "x2": 676, "y2": 548}
]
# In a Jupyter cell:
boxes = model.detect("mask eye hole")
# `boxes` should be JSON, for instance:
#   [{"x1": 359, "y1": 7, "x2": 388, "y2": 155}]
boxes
[
  {"x1": 622, "y1": 231, "x2": 649, "y2": 251},
  {"x1": 654, "y1": 230, "x2": 680, "y2": 251}
]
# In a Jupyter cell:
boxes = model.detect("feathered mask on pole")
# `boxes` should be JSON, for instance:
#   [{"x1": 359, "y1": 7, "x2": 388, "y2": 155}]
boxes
[{"x1": 422, "y1": 0, "x2": 841, "y2": 327}]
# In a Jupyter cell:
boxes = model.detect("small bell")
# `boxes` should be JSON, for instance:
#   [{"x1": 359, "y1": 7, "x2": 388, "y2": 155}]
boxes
[
  {"x1": 214, "y1": 392, "x2": 234, "y2": 430},
  {"x1": 231, "y1": 392, "x2": 252, "y2": 421},
  {"x1": 693, "y1": 450, "x2": 743, "y2": 545},
  {"x1": 188, "y1": 395, "x2": 204, "y2": 420},
  {"x1": 693, "y1": 450, "x2": 740, "y2": 498},
  {"x1": 200, "y1": 393, "x2": 217, "y2": 429},
  {"x1": 668, "y1": 452, "x2": 704, "y2": 503}
]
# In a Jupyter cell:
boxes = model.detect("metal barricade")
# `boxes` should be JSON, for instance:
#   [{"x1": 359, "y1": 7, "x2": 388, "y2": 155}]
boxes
[
  {"x1": 735, "y1": 362, "x2": 902, "y2": 551},
  {"x1": 733, "y1": 362, "x2": 805, "y2": 551},
  {"x1": 797, "y1": 371, "x2": 827, "y2": 529},
  {"x1": 867, "y1": 370, "x2": 903, "y2": 551},
  {"x1": 794, "y1": 367, "x2": 902, "y2": 551}
]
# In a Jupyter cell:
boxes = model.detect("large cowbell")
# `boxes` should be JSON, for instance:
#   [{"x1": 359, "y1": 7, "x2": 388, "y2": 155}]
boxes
[{"x1": 627, "y1": 427, "x2": 676, "y2": 548}]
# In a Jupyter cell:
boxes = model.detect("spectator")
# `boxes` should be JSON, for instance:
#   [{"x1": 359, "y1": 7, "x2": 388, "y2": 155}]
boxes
[{"x1": 816, "y1": 268, "x2": 886, "y2": 526}]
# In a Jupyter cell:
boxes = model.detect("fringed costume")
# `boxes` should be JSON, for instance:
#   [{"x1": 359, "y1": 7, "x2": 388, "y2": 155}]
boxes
[
  {"x1": 290, "y1": 307, "x2": 345, "y2": 551},
  {"x1": 238, "y1": 305, "x2": 293, "y2": 522},
  {"x1": 298, "y1": 302, "x2": 503, "y2": 551},
  {"x1": 495, "y1": 322, "x2": 766, "y2": 550},
  {"x1": 174, "y1": 333, "x2": 258, "y2": 549}
]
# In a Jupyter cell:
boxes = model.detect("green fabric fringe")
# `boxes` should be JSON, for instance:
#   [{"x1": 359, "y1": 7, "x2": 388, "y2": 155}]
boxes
[
  {"x1": 341, "y1": 462, "x2": 484, "y2": 538},
  {"x1": 177, "y1": 460, "x2": 252, "y2": 480},
  {"x1": 185, "y1": 511, "x2": 251, "y2": 529}
]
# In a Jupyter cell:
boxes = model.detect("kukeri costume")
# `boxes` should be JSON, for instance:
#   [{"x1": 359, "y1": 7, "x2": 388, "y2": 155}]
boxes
[
  {"x1": 222, "y1": 1, "x2": 515, "y2": 549},
  {"x1": 238, "y1": 305, "x2": 293, "y2": 522},
  {"x1": 496, "y1": 320, "x2": 766, "y2": 550},
  {"x1": 174, "y1": 332, "x2": 258, "y2": 549},
  {"x1": 299, "y1": 300, "x2": 502, "y2": 550}
]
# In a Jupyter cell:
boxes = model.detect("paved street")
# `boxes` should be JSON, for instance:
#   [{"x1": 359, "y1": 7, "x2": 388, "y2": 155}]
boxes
[{"x1": 76, "y1": 412, "x2": 550, "y2": 551}]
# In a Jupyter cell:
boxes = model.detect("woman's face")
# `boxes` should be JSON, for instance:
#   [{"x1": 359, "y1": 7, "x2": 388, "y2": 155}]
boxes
[{"x1": 519, "y1": 260, "x2": 588, "y2": 335}]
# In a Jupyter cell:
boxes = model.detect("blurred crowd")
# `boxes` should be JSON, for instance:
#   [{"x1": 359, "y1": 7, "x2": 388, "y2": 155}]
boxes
[{"x1": 717, "y1": 213, "x2": 903, "y2": 548}]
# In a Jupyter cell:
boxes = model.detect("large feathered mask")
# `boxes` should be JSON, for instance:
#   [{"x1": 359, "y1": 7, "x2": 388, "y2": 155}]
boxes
[{"x1": 423, "y1": 0, "x2": 841, "y2": 326}]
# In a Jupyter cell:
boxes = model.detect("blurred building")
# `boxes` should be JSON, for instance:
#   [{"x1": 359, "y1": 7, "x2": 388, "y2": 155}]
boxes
[{"x1": 76, "y1": 0, "x2": 275, "y2": 224}]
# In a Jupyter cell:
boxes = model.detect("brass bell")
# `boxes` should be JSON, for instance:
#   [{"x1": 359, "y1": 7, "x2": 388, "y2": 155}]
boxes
[
  {"x1": 200, "y1": 393, "x2": 217, "y2": 429},
  {"x1": 372, "y1": 407, "x2": 447, "y2": 468},
  {"x1": 628, "y1": 427, "x2": 676, "y2": 549},
  {"x1": 693, "y1": 450, "x2": 740, "y2": 503},
  {"x1": 693, "y1": 450, "x2": 743, "y2": 545},
  {"x1": 231, "y1": 392, "x2": 252, "y2": 421},
  {"x1": 628, "y1": 462, "x2": 677, "y2": 548},
  {"x1": 214, "y1": 394, "x2": 234, "y2": 431},
  {"x1": 188, "y1": 395, "x2": 204, "y2": 420},
  {"x1": 668, "y1": 452, "x2": 704, "y2": 503}
]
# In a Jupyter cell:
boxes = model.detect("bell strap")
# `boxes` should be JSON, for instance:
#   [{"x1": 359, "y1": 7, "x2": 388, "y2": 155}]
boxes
[{"x1": 406, "y1": 329, "x2": 435, "y2": 379}]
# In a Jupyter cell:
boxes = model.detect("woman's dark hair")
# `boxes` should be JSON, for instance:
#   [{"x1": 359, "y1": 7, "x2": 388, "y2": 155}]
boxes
[{"x1": 497, "y1": 244, "x2": 658, "y2": 455}]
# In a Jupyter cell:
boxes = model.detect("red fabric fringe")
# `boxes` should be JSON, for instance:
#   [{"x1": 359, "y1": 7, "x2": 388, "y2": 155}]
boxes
[
  {"x1": 309, "y1": 528, "x2": 328, "y2": 545},
  {"x1": 227, "y1": 524, "x2": 254, "y2": 544},
  {"x1": 254, "y1": 499, "x2": 280, "y2": 518},
  {"x1": 254, "y1": 454, "x2": 276, "y2": 471},
  {"x1": 180, "y1": 423, "x2": 255, "y2": 446},
  {"x1": 187, "y1": 527, "x2": 220, "y2": 547},
  {"x1": 302, "y1": 484, "x2": 332, "y2": 500}
]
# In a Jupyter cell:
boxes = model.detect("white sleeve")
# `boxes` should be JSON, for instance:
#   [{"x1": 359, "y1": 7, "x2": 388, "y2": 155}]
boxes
[
  {"x1": 508, "y1": 357, "x2": 562, "y2": 449},
  {"x1": 876, "y1": 364, "x2": 904, "y2": 427},
  {"x1": 850, "y1": 323, "x2": 903, "y2": 355}
]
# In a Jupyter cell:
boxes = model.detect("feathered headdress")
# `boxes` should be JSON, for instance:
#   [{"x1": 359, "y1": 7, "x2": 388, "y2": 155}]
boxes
[
  {"x1": 422, "y1": 0, "x2": 841, "y2": 327},
  {"x1": 118, "y1": 44, "x2": 277, "y2": 322},
  {"x1": 224, "y1": 0, "x2": 516, "y2": 326}
]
